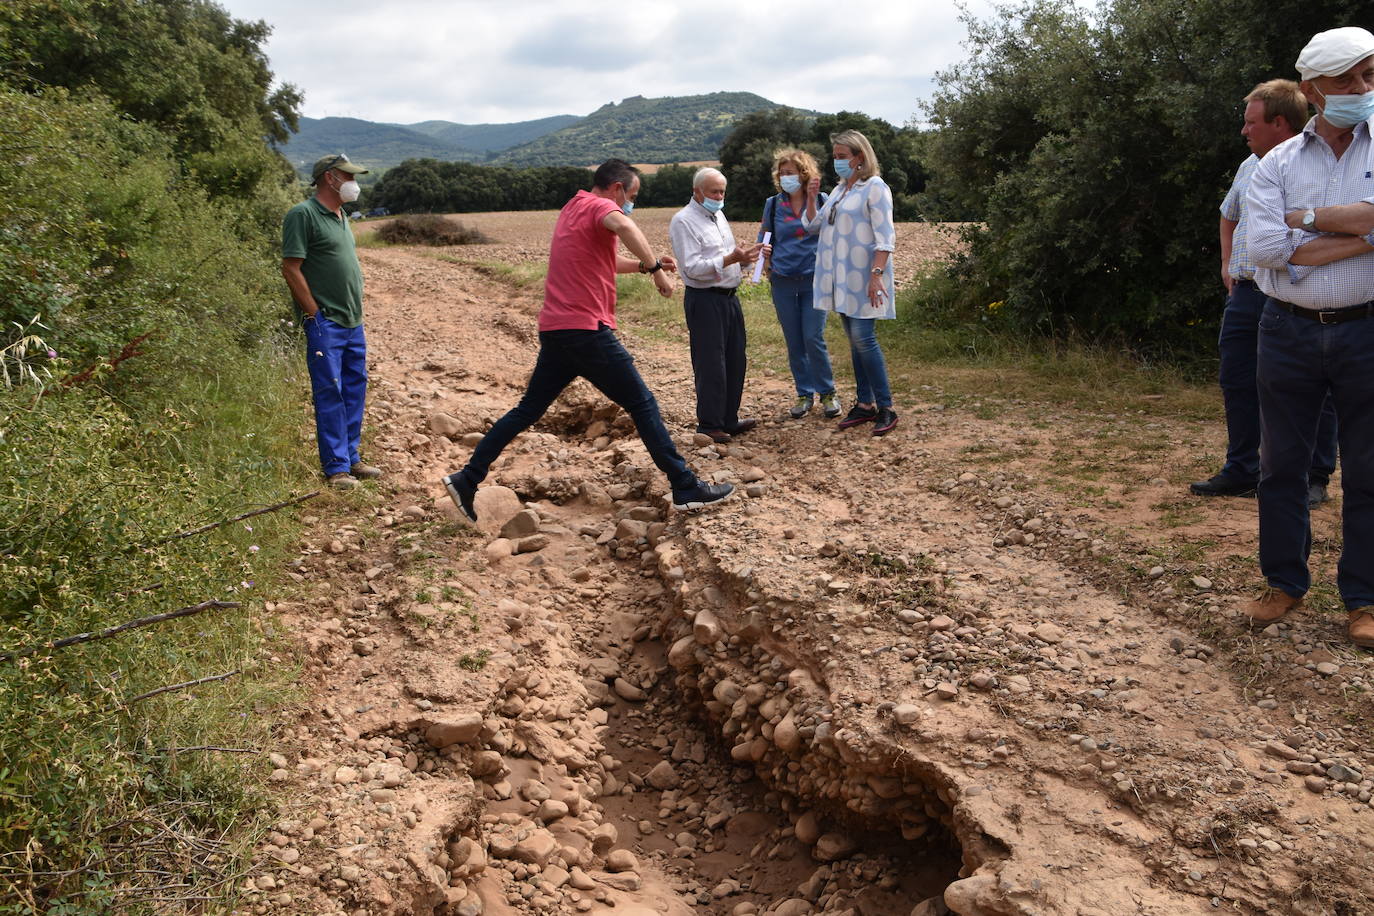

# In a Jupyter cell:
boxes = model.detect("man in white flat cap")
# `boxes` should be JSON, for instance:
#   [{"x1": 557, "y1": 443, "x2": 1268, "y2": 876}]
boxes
[{"x1": 1243, "y1": 26, "x2": 1374, "y2": 647}]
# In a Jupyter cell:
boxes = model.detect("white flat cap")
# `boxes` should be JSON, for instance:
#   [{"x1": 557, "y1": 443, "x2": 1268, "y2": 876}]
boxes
[{"x1": 1296, "y1": 27, "x2": 1374, "y2": 80}]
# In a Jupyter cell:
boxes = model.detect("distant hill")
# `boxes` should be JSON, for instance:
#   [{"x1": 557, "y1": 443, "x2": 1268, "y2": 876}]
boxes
[
  {"x1": 403, "y1": 115, "x2": 583, "y2": 155},
  {"x1": 492, "y1": 92, "x2": 817, "y2": 167},
  {"x1": 282, "y1": 93, "x2": 818, "y2": 176},
  {"x1": 282, "y1": 117, "x2": 483, "y2": 174}
]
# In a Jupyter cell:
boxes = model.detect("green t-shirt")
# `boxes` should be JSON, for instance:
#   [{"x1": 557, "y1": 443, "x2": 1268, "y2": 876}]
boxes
[{"x1": 281, "y1": 197, "x2": 364, "y2": 328}]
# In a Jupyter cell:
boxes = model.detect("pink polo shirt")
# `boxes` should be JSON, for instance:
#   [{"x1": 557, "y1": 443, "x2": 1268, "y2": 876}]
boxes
[{"x1": 539, "y1": 190, "x2": 622, "y2": 332}]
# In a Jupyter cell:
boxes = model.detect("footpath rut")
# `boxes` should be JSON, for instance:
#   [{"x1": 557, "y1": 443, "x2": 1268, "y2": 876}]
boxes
[{"x1": 239, "y1": 215, "x2": 1374, "y2": 916}]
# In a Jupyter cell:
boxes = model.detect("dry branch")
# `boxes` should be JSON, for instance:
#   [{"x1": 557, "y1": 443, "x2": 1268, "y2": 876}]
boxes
[
  {"x1": 0, "y1": 599, "x2": 239, "y2": 663},
  {"x1": 158, "y1": 490, "x2": 319, "y2": 544},
  {"x1": 60, "y1": 331, "x2": 153, "y2": 389},
  {"x1": 127, "y1": 669, "x2": 240, "y2": 704}
]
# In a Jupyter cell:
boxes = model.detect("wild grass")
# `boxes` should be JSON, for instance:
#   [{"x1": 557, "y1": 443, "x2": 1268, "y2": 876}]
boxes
[{"x1": 614, "y1": 270, "x2": 1218, "y2": 421}]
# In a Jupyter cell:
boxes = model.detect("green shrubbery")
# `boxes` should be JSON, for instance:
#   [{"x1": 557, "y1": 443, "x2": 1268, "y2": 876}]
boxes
[
  {"x1": 0, "y1": 5, "x2": 312, "y2": 907},
  {"x1": 916, "y1": 0, "x2": 1370, "y2": 354},
  {"x1": 374, "y1": 213, "x2": 494, "y2": 246}
]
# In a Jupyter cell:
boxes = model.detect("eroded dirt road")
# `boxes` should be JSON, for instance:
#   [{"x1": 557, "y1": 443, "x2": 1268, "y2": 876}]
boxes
[{"x1": 239, "y1": 210, "x2": 1374, "y2": 916}]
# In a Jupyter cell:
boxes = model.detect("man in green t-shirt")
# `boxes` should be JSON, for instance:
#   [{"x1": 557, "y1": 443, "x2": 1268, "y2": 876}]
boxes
[{"x1": 282, "y1": 153, "x2": 381, "y2": 489}]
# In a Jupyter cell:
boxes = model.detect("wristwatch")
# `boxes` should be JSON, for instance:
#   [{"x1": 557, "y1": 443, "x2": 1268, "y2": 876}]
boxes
[
  {"x1": 870, "y1": 266, "x2": 884, "y2": 275},
  {"x1": 640, "y1": 259, "x2": 663, "y2": 274},
  {"x1": 1302, "y1": 208, "x2": 1317, "y2": 231}
]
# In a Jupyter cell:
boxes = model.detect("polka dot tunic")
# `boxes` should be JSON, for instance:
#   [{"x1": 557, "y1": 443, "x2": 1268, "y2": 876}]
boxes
[{"x1": 803, "y1": 176, "x2": 896, "y2": 319}]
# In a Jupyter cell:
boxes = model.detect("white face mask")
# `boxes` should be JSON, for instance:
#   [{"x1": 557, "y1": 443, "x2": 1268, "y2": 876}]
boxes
[{"x1": 338, "y1": 179, "x2": 361, "y2": 203}]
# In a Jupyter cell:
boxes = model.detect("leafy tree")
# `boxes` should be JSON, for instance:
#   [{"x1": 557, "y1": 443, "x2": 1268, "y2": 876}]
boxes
[
  {"x1": 716, "y1": 107, "x2": 819, "y2": 220},
  {"x1": 638, "y1": 165, "x2": 696, "y2": 207},
  {"x1": 717, "y1": 107, "x2": 930, "y2": 221},
  {"x1": 365, "y1": 160, "x2": 595, "y2": 214},
  {"x1": 918, "y1": 0, "x2": 1368, "y2": 351},
  {"x1": 0, "y1": 0, "x2": 301, "y2": 239}
]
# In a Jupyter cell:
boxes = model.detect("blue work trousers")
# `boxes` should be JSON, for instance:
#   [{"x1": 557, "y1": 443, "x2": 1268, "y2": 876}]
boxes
[
  {"x1": 304, "y1": 315, "x2": 367, "y2": 476},
  {"x1": 461, "y1": 326, "x2": 696, "y2": 492},
  {"x1": 769, "y1": 274, "x2": 834, "y2": 397},
  {"x1": 839, "y1": 314, "x2": 892, "y2": 409},
  {"x1": 1219, "y1": 280, "x2": 1336, "y2": 484},
  {"x1": 1257, "y1": 299, "x2": 1374, "y2": 608}
]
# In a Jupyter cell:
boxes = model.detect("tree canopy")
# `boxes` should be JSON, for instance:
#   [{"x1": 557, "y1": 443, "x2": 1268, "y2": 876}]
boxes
[
  {"x1": 716, "y1": 107, "x2": 930, "y2": 223},
  {"x1": 917, "y1": 0, "x2": 1369, "y2": 350}
]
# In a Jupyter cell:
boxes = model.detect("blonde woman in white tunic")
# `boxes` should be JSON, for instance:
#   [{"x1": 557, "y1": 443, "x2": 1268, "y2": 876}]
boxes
[{"x1": 802, "y1": 129, "x2": 898, "y2": 436}]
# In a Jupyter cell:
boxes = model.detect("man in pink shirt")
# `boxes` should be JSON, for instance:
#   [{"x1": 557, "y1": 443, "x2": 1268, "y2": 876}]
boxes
[{"x1": 442, "y1": 159, "x2": 733, "y2": 521}]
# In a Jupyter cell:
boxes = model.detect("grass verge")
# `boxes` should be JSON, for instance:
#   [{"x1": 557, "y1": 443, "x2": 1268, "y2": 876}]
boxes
[{"x1": 0, "y1": 333, "x2": 312, "y2": 914}]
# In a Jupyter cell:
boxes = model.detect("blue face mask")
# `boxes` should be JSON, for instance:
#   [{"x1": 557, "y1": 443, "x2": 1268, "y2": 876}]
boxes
[
  {"x1": 779, "y1": 174, "x2": 801, "y2": 193},
  {"x1": 834, "y1": 158, "x2": 853, "y2": 179},
  {"x1": 699, "y1": 196, "x2": 724, "y2": 214},
  {"x1": 621, "y1": 200, "x2": 634, "y2": 216},
  {"x1": 1318, "y1": 88, "x2": 1374, "y2": 128}
]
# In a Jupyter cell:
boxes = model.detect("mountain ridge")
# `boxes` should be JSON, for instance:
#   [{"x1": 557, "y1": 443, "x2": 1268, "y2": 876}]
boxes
[{"x1": 282, "y1": 92, "x2": 819, "y2": 175}]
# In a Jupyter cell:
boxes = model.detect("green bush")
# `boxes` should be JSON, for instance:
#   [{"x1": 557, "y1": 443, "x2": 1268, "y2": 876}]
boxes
[
  {"x1": 0, "y1": 85, "x2": 310, "y2": 912},
  {"x1": 375, "y1": 213, "x2": 493, "y2": 246},
  {"x1": 919, "y1": 0, "x2": 1372, "y2": 354}
]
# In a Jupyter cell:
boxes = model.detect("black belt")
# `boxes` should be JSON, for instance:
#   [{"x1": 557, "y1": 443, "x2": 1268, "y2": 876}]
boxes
[
  {"x1": 688, "y1": 285, "x2": 739, "y2": 296},
  {"x1": 1274, "y1": 299, "x2": 1374, "y2": 324},
  {"x1": 1233, "y1": 278, "x2": 1257, "y2": 289}
]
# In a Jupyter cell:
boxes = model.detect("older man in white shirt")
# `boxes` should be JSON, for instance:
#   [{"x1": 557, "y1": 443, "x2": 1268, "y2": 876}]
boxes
[
  {"x1": 1244, "y1": 26, "x2": 1374, "y2": 647},
  {"x1": 669, "y1": 167, "x2": 766, "y2": 443}
]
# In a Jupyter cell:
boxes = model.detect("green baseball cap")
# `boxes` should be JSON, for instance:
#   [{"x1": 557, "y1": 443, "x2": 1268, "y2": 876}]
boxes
[{"x1": 310, "y1": 153, "x2": 369, "y2": 184}]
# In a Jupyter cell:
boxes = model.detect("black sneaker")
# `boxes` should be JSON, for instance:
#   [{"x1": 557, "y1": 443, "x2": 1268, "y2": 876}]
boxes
[
  {"x1": 1308, "y1": 482, "x2": 1330, "y2": 508},
  {"x1": 837, "y1": 404, "x2": 878, "y2": 429},
  {"x1": 442, "y1": 472, "x2": 478, "y2": 523},
  {"x1": 1188, "y1": 473, "x2": 1256, "y2": 498},
  {"x1": 672, "y1": 481, "x2": 734, "y2": 512},
  {"x1": 820, "y1": 392, "x2": 841, "y2": 418},
  {"x1": 872, "y1": 408, "x2": 899, "y2": 437}
]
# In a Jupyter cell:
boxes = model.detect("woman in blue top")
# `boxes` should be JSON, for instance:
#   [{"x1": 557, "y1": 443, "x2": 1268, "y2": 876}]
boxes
[
  {"x1": 758, "y1": 149, "x2": 838, "y2": 419},
  {"x1": 803, "y1": 129, "x2": 898, "y2": 437}
]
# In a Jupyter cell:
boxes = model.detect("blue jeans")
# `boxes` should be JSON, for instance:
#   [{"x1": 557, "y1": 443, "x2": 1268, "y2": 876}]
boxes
[
  {"x1": 1257, "y1": 299, "x2": 1374, "y2": 608},
  {"x1": 461, "y1": 326, "x2": 697, "y2": 492},
  {"x1": 304, "y1": 315, "x2": 367, "y2": 476},
  {"x1": 839, "y1": 314, "x2": 892, "y2": 409},
  {"x1": 769, "y1": 274, "x2": 834, "y2": 397},
  {"x1": 1219, "y1": 281, "x2": 1336, "y2": 484}
]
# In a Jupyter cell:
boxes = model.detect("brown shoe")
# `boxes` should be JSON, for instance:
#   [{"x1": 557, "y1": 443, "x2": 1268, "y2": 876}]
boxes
[
  {"x1": 1244, "y1": 587, "x2": 1302, "y2": 624},
  {"x1": 1349, "y1": 608, "x2": 1374, "y2": 648},
  {"x1": 327, "y1": 472, "x2": 358, "y2": 491},
  {"x1": 350, "y1": 462, "x2": 383, "y2": 480}
]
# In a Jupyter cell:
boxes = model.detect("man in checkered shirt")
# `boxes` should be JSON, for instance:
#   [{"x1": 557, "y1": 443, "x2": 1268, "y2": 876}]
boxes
[{"x1": 1244, "y1": 26, "x2": 1374, "y2": 647}]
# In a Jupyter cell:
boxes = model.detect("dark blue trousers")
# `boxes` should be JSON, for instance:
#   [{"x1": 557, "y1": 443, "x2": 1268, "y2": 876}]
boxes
[
  {"x1": 683, "y1": 286, "x2": 747, "y2": 433},
  {"x1": 1257, "y1": 299, "x2": 1374, "y2": 608},
  {"x1": 461, "y1": 326, "x2": 696, "y2": 492},
  {"x1": 305, "y1": 315, "x2": 367, "y2": 476},
  {"x1": 1219, "y1": 280, "x2": 1336, "y2": 484}
]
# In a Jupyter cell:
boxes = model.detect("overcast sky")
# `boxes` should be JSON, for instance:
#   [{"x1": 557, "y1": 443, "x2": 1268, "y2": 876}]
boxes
[{"x1": 215, "y1": 0, "x2": 1000, "y2": 127}]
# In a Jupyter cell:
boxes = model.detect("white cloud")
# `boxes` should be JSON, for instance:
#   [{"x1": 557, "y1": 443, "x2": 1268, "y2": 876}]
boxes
[{"x1": 217, "y1": 0, "x2": 997, "y2": 126}]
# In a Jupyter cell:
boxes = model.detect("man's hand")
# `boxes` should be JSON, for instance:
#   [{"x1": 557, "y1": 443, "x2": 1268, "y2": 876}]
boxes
[
  {"x1": 659, "y1": 254, "x2": 677, "y2": 273},
  {"x1": 652, "y1": 267, "x2": 674, "y2": 298},
  {"x1": 1285, "y1": 209, "x2": 1308, "y2": 230},
  {"x1": 730, "y1": 242, "x2": 764, "y2": 267},
  {"x1": 1222, "y1": 267, "x2": 1234, "y2": 294},
  {"x1": 806, "y1": 177, "x2": 821, "y2": 199}
]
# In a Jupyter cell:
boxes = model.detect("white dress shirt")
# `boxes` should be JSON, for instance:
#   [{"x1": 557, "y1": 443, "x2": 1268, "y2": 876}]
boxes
[
  {"x1": 669, "y1": 199, "x2": 742, "y2": 290},
  {"x1": 1248, "y1": 116, "x2": 1374, "y2": 308}
]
